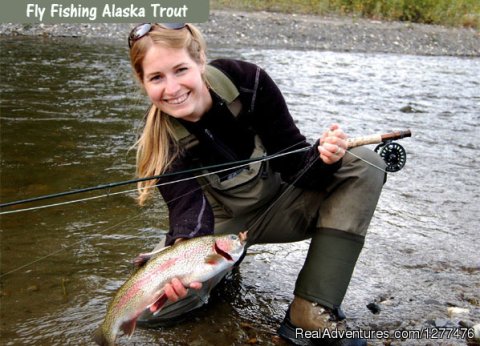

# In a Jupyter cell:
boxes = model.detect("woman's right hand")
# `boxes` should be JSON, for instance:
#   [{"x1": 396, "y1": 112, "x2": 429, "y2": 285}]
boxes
[
  {"x1": 164, "y1": 238, "x2": 202, "y2": 301},
  {"x1": 164, "y1": 278, "x2": 202, "y2": 302}
]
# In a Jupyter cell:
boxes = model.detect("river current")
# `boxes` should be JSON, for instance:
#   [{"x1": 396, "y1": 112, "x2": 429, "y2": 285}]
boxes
[{"x1": 1, "y1": 36, "x2": 479, "y2": 345}]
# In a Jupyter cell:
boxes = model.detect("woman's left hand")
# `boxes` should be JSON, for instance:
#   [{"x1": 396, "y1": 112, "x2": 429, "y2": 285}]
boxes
[{"x1": 318, "y1": 123, "x2": 348, "y2": 164}]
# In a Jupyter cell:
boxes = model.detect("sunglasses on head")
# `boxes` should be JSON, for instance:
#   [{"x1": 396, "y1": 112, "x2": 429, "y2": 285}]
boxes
[{"x1": 128, "y1": 23, "x2": 189, "y2": 48}]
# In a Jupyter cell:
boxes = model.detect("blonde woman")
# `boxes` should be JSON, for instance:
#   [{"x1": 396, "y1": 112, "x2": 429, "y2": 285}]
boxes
[{"x1": 129, "y1": 23, "x2": 385, "y2": 346}]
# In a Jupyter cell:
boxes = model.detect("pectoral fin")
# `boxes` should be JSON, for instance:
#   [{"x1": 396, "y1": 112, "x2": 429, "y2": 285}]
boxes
[
  {"x1": 149, "y1": 293, "x2": 168, "y2": 314},
  {"x1": 205, "y1": 254, "x2": 225, "y2": 265},
  {"x1": 120, "y1": 318, "x2": 137, "y2": 338}
]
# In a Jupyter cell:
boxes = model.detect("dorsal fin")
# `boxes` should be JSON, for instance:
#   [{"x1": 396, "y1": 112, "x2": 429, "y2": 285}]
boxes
[{"x1": 133, "y1": 246, "x2": 171, "y2": 268}]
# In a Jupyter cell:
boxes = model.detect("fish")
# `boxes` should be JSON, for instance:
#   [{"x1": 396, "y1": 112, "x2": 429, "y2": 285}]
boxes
[{"x1": 93, "y1": 232, "x2": 247, "y2": 346}]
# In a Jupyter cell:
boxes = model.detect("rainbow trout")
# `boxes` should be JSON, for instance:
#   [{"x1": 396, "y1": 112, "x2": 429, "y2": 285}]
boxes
[{"x1": 94, "y1": 232, "x2": 246, "y2": 346}]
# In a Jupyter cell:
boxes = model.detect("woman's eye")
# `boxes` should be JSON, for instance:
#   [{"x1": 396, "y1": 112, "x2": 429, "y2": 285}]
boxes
[
  {"x1": 149, "y1": 75, "x2": 163, "y2": 82},
  {"x1": 176, "y1": 67, "x2": 188, "y2": 75}
]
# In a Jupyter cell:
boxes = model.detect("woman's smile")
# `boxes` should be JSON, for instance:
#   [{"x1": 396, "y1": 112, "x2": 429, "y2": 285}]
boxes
[
  {"x1": 163, "y1": 91, "x2": 190, "y2": 105},
  {"x1": 142, "y1": 45, "x2": 211, "y2": 122}
]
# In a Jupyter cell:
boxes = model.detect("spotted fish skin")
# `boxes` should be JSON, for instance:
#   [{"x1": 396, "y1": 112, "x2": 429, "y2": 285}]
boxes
[{"x1": 94, "y1": 233, "x2": 246, "y2": 346}]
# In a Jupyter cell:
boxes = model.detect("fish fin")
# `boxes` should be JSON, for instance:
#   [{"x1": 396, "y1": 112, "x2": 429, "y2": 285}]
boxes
[
  {"x1": 133, "y1": 246, "x2": 171, "y2": 268},
  {"x1": 150, "y1": 293, "x2": 168, "y2": 314},
  {"x1": 120, "y1": 318, "x2": 137, "y2": 338},
  {"x1": 205, "y1": 253, "x2": 224, "y2": 265},
  {"x1": 92, "y1": 326, "x2": 110, "y2": 346},
  {"x1": 133, "y1": 253, "x2": 151, "y2": 268}
]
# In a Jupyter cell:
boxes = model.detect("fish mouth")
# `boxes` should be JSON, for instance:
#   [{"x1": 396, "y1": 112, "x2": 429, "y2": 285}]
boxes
[
  {"x1": 239, "y1": 231, "x2": 248, "y2": 244},
  {"x1": 214, "y1": 242, "x2": 233, "y2": 261}
]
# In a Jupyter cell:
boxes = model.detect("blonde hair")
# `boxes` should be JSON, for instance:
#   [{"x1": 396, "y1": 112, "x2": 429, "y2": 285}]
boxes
[{"x1": 130, "y1": 24, "x2": 207, "y2": 205}]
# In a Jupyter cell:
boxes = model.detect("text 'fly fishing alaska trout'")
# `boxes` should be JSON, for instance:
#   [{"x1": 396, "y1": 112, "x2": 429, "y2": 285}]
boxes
[{"x1": 94, "y1": 232, "x2": 247, "y2": 346}]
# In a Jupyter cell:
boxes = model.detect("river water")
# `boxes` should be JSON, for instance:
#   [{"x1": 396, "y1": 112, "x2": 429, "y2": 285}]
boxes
[{"x1": 0, "y1": 37, "x2": 479, "y2": 345}]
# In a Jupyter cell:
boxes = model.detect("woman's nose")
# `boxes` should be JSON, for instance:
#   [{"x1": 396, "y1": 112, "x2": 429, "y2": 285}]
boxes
[{"x1": 164, "y1": 76, "x2": 180, "y2": 95}]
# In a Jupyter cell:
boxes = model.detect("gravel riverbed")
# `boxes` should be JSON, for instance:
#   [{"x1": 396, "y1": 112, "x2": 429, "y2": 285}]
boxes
[
  {"x1": 1, "y1": 9, "x2": 479, "y2": 56},
  {"x1": 1, "y1": 9, "x2": 479, "y2": 346}
]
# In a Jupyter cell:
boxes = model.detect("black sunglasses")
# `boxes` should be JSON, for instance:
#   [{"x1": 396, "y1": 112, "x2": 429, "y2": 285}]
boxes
[{"x1": 128, "y1": 23, "x2": 189, "y2": 48}]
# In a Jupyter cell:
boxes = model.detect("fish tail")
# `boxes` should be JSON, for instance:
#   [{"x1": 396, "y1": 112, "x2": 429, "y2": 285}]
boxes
[{"x1": 93, "y1": 325, "x2": 113, "y2": 346}]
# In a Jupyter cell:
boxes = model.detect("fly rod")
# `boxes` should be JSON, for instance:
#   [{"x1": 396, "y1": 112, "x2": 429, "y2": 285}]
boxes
[
  {"x1": 0, "y1": 129, "x2": 411, "y2": 210},
  {"x1": 347, "y1": 129, "x2": 411, "y2": 148}
]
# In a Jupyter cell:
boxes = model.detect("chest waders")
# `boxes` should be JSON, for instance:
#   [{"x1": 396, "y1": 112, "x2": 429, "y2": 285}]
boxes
[
  {"x1": 137, "y1": 65, "x2": 283, "y2": 326},
  {"x1": 139, "y1": 65, "x2": 386, "y2": 346},
  {"x1": 171, "y1": 65, "x2": 283, "y2": 221}
]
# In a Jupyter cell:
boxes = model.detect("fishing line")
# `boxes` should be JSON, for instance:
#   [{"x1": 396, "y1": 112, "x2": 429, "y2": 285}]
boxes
[
  {"x1": 0, "y1": 142, "x2": 395, "y2": 277},
  {"x1": 0, "y1": 146, "x2": 310, "y2": 214},
  {"x1": 247, "y1": 155, "x2": 321, "y2": 232},
  {"x1": 0, "y1": 130, "x2": 408, "y2": 275},
  {"x1": 344, "y1": 149, "x2": 388, "y2": 174},
  {"x1": 0, "y1": 145, "x2": 392, "y2": 216},
  {"x1": 0, "y1": 143, "x2": 313, "y2": 275},
  {"x1": 246, "y1": 145, "x2": 392, "y2": 232},
  {"x1": 0, "y1": 146, "x2": 310, "y2": 215},
  {"x1": 0, "y1": 181, "x2": 213, "y2": 279},
  {"x1": 0, "y1": 210, "x2": 145, "y2": 279},
  {"x1": 0, "y1": 143, "x2": 318, "y2": 276},
  {"x1": 2, "y1": 129, "x2": 410, "y2": 213}
]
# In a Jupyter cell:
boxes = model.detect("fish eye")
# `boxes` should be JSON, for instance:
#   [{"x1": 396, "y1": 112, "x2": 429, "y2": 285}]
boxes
[{"x1": 229, "y1": 235, "x2": 238, "y2": 240}]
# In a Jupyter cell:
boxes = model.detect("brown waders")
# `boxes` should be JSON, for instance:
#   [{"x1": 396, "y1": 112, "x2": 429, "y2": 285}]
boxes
[{"x1": 138, "y1": 144, "x2": 386, "y2": 338}]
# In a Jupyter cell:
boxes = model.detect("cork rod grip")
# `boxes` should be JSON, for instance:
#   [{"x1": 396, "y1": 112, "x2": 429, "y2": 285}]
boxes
[{"x1": 347, "y1": 129, "x2": 411, "y2": 149}]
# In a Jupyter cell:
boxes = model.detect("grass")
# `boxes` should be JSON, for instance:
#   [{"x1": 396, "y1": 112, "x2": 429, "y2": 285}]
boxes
[{"x1": 211, "y1": 0, "x2": 480, "y2": 29}]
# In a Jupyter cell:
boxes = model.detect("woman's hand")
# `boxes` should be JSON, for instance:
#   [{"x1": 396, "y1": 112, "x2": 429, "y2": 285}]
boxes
[
  {"x1": 318, "y1": 123, "x2": 348, "y2": 164},
  {"x1": 163, "y1": 278, "x2": 202, "y2": 302},
  {"x1": 164, "y1": 238, "x2": 202, "y2": 302}
]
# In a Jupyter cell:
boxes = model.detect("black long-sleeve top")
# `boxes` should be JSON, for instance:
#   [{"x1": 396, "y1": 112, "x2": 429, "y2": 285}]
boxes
[{"x1": 159, "y1": 59, "x2": 341, "y2": 245}]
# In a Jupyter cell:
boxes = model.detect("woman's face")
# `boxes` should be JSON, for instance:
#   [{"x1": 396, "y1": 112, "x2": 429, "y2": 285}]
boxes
[{"x1": 141, "y1": 44, "x2": 210, "y2": 122}]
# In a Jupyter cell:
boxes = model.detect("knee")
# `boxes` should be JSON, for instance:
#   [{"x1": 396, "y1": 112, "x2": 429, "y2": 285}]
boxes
[{"x1": 346, "y1": 147, "x2": 387, "y2": 189}]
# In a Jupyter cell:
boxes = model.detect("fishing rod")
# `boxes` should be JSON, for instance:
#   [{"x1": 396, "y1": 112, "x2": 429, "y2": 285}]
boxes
[
  {"x1": 0, "y1": 147, "x2": 309, "y2": 209},
  {"x1": 0, "y1": 129, "x2": 411, "y2": 211},
  {"x1": 347, "y1": 129, "x2": 412, "y2": 172}
]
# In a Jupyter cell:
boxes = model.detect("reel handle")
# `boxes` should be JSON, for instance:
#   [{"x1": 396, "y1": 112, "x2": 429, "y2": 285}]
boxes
[{"x1": 347, "y1": 129, "x2": 411, "y2": 149}]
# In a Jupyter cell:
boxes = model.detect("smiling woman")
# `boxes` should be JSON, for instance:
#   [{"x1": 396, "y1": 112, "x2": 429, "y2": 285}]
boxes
[
  {"x1": 129, "y1": 23, "x2": 211, "y2": 206},
  {"x1": 141, "y1": 44, "x2": 212, "y2": 122},
  {"x1": 124, "y1": 21, "x2": 386, "y2": 346}
]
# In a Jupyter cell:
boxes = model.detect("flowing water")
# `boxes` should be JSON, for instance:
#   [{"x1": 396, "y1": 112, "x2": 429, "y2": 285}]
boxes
[{"x1": 1, "y1": 36, "x2": 479, "y2": 345}]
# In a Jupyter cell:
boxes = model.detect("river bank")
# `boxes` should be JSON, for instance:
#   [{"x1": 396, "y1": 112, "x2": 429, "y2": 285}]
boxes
[
  {"x1": 1, "y1": 9, "x2": 479, "y2": 346},
  {"x1": 1, "y1": 9, "x2": 479, "y2": 56}
]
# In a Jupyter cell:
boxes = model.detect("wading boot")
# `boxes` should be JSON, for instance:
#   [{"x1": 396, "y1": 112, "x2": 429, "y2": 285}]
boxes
[{"x1": 277, "y1": 296, "x2": 366, "y2": 346}]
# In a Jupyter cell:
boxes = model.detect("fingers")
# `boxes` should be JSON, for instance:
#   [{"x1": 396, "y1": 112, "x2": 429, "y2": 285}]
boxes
[
  {"x1": 189, "y1": 282, "x2": 203, "y2": 290},
  {"x1": 318, "y1": 124, "x2": 348, "y2": 164},
  {"x1": 164, "y1": 278, "x2": 187, "y2": 302},
  {"x1": 164, "y1": 278, "x2": 203, "y2": 302},
  {"x1": 320, "y1": 124, "x2": 347, "y2": 145},
  {"x1": 319, "y1": 143, "x2": 344, "y2": 157}
]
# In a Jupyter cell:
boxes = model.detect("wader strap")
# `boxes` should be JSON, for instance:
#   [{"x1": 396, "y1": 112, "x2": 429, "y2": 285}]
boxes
[{"x1": 205, "y1": 65, "x2": 239, "y2": 105}]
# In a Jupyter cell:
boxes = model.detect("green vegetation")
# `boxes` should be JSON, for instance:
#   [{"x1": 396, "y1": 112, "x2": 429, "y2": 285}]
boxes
[{"x1": 211, "y1": 0, "x2": 480, "y2": 29}]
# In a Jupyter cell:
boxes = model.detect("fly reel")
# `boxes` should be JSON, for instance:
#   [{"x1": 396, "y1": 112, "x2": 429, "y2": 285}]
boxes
[{"x1": 374, "y1": 141, "x2": 407, "y2": 172}]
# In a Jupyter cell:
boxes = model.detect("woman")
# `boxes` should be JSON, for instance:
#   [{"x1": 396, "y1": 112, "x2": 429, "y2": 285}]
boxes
[{"x1": 129, "y1": 23, "x2": 385, "y2": 345}]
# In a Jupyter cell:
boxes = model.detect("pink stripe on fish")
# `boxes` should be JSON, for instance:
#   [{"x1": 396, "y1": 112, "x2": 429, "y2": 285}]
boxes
[
  {"x1": 114, "y1": 257, "x2": 178, "y2": 312},
  {"x1": 113, "y1": 243, "x2": 207, "y2": 312}
]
